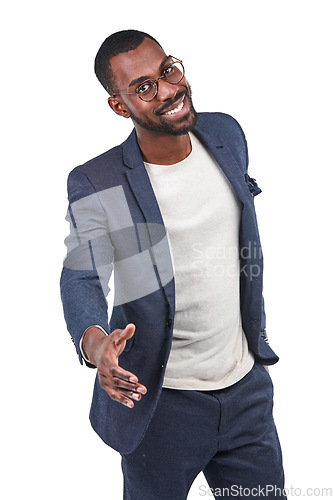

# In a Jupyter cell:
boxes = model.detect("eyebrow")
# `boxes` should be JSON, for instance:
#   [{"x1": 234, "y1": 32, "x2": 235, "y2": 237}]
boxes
[{"x1": 128, "y1": 55, "x2": 172, "y2": 88}]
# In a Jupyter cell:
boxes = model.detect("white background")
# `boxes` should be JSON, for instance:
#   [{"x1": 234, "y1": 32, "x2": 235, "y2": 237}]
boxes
[{"x1": 2, "y1": 1, "x2": 332, "y2": 498}]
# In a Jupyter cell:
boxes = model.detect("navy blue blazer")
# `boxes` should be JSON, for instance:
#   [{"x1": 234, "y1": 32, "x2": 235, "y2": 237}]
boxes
[{"x1": 60, "y1": 112, "x2": 279, "y2": 454}]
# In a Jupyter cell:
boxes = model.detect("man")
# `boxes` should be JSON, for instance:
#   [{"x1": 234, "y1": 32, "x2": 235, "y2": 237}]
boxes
[{"x1": 60, "y1": 29, "x2": 286, "y2": 499}]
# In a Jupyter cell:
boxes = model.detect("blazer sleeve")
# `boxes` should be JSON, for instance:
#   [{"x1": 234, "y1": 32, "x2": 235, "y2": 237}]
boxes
[{"x1": 60, "y1": 167, "x2": 114, "y2": 365}]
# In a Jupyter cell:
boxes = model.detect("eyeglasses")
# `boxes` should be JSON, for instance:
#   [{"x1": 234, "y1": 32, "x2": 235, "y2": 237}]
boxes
[{"x1": 111, "y1": 56, "x2": 185, "y2": 102}]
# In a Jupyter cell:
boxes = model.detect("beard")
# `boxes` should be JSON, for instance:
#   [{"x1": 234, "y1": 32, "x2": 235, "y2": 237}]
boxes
[{"x1": 127, "y1": 84, "x2": 198, "y2": 136}]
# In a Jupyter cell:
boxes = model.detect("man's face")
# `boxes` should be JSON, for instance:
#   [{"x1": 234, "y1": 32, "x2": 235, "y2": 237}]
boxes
[{"x1": 109, "y1": 38, "x2": 198, "y2": 136}]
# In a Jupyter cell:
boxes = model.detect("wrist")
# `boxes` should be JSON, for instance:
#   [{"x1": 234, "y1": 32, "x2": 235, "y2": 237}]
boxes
[{"x1": 81, "y1": 326, "x2": 108, "y2": 366}]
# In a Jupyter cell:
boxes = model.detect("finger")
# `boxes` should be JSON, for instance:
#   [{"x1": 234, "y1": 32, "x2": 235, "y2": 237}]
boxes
[
  {"x1": 112, "y1": 323, "x2": 136, "y2": 345},
  {"x1": 108, "y1": 364, "x2": 141, "y2": 384},
  {"x1": 100, "y1": 371, "x2": 147, "y2": 396},
  {"x1": 101, "y1": 365, "x2": 147, "y2": 394},
  {"x1": 99, "y1": 375, "x2": 144, "y2": 403},
  {"x1": 116, "y1": 387, "x2": 143, "y2": 401},
  {"x1": 113, "y1": 377, "x2": 147, "y2": 395},
  {"x1": 103, "y1": 386, "x2": 135, "y2": 408}
]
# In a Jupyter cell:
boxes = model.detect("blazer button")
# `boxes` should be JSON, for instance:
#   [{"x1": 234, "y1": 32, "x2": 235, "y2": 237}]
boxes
[{"x1": 167, "y1": 319, "x2": 172, "y2": 328}]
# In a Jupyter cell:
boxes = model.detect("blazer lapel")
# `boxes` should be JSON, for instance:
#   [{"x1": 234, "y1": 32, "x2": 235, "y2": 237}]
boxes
[
  {"x1": 122, "y1": 130, "x2": 175, "y2": 313},
  {"x1": 123, "y1": 130, "x2": 164, "y2": 222},
  {"x1": 122, "y1": 125, "x2": 250, "y2": 215}
]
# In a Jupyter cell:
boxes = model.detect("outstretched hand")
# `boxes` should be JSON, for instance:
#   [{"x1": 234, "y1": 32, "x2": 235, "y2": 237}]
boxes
[{"x1": 83, "y1": 324, "x2": 147, "y2": 408}]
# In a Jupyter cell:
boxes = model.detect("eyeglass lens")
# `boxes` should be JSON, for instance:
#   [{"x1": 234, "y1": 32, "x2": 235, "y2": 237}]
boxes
[{"x1": 137, "y1": 61, "x2": 184, "y2": 101}]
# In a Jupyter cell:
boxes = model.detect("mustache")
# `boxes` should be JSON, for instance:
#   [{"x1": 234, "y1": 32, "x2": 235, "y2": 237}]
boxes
[{"x1": 155, "y1": 87, "x2": 189, "y2": 115}]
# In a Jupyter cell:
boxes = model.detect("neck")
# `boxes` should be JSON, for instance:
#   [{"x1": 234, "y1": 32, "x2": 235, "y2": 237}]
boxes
[{"x1": 135, "y1": 127, "x2": 192, "y2": 165}]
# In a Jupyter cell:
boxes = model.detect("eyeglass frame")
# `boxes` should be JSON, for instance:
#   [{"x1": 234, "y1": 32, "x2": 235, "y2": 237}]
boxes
[{"x1": 111, "y1": 56, "x2": 185, "y2": 102}]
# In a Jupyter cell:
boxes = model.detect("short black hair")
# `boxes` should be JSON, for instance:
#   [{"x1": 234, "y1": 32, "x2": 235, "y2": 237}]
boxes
[{"x1": 94, "y1": 29, "x2": 162, "y2": 95}]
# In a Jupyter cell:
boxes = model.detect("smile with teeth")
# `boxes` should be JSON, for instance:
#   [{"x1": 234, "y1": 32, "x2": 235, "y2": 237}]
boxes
[{"x1": 163, "y1": 95, "x2": 185, "y2": 115}]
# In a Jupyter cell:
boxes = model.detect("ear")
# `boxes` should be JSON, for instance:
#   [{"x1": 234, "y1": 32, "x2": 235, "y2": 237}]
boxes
[{"x1": 108, "y1": 96, "x2": 131, "y2": 118}]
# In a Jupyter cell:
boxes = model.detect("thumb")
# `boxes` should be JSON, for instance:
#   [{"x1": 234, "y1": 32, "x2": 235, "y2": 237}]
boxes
[{"x1": 119, "y1": 323, "x2": 136, "y2": 341}]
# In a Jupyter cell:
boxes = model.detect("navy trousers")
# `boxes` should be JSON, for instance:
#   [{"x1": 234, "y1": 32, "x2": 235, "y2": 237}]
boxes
[{"x1": 121, "y1": 363, "x2": 286, "y2": 499}]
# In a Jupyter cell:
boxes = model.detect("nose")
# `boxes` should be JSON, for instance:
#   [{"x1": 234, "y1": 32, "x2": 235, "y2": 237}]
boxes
[{"x1": 155, "y1": 79, "x2": 178, "y2": 101}]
